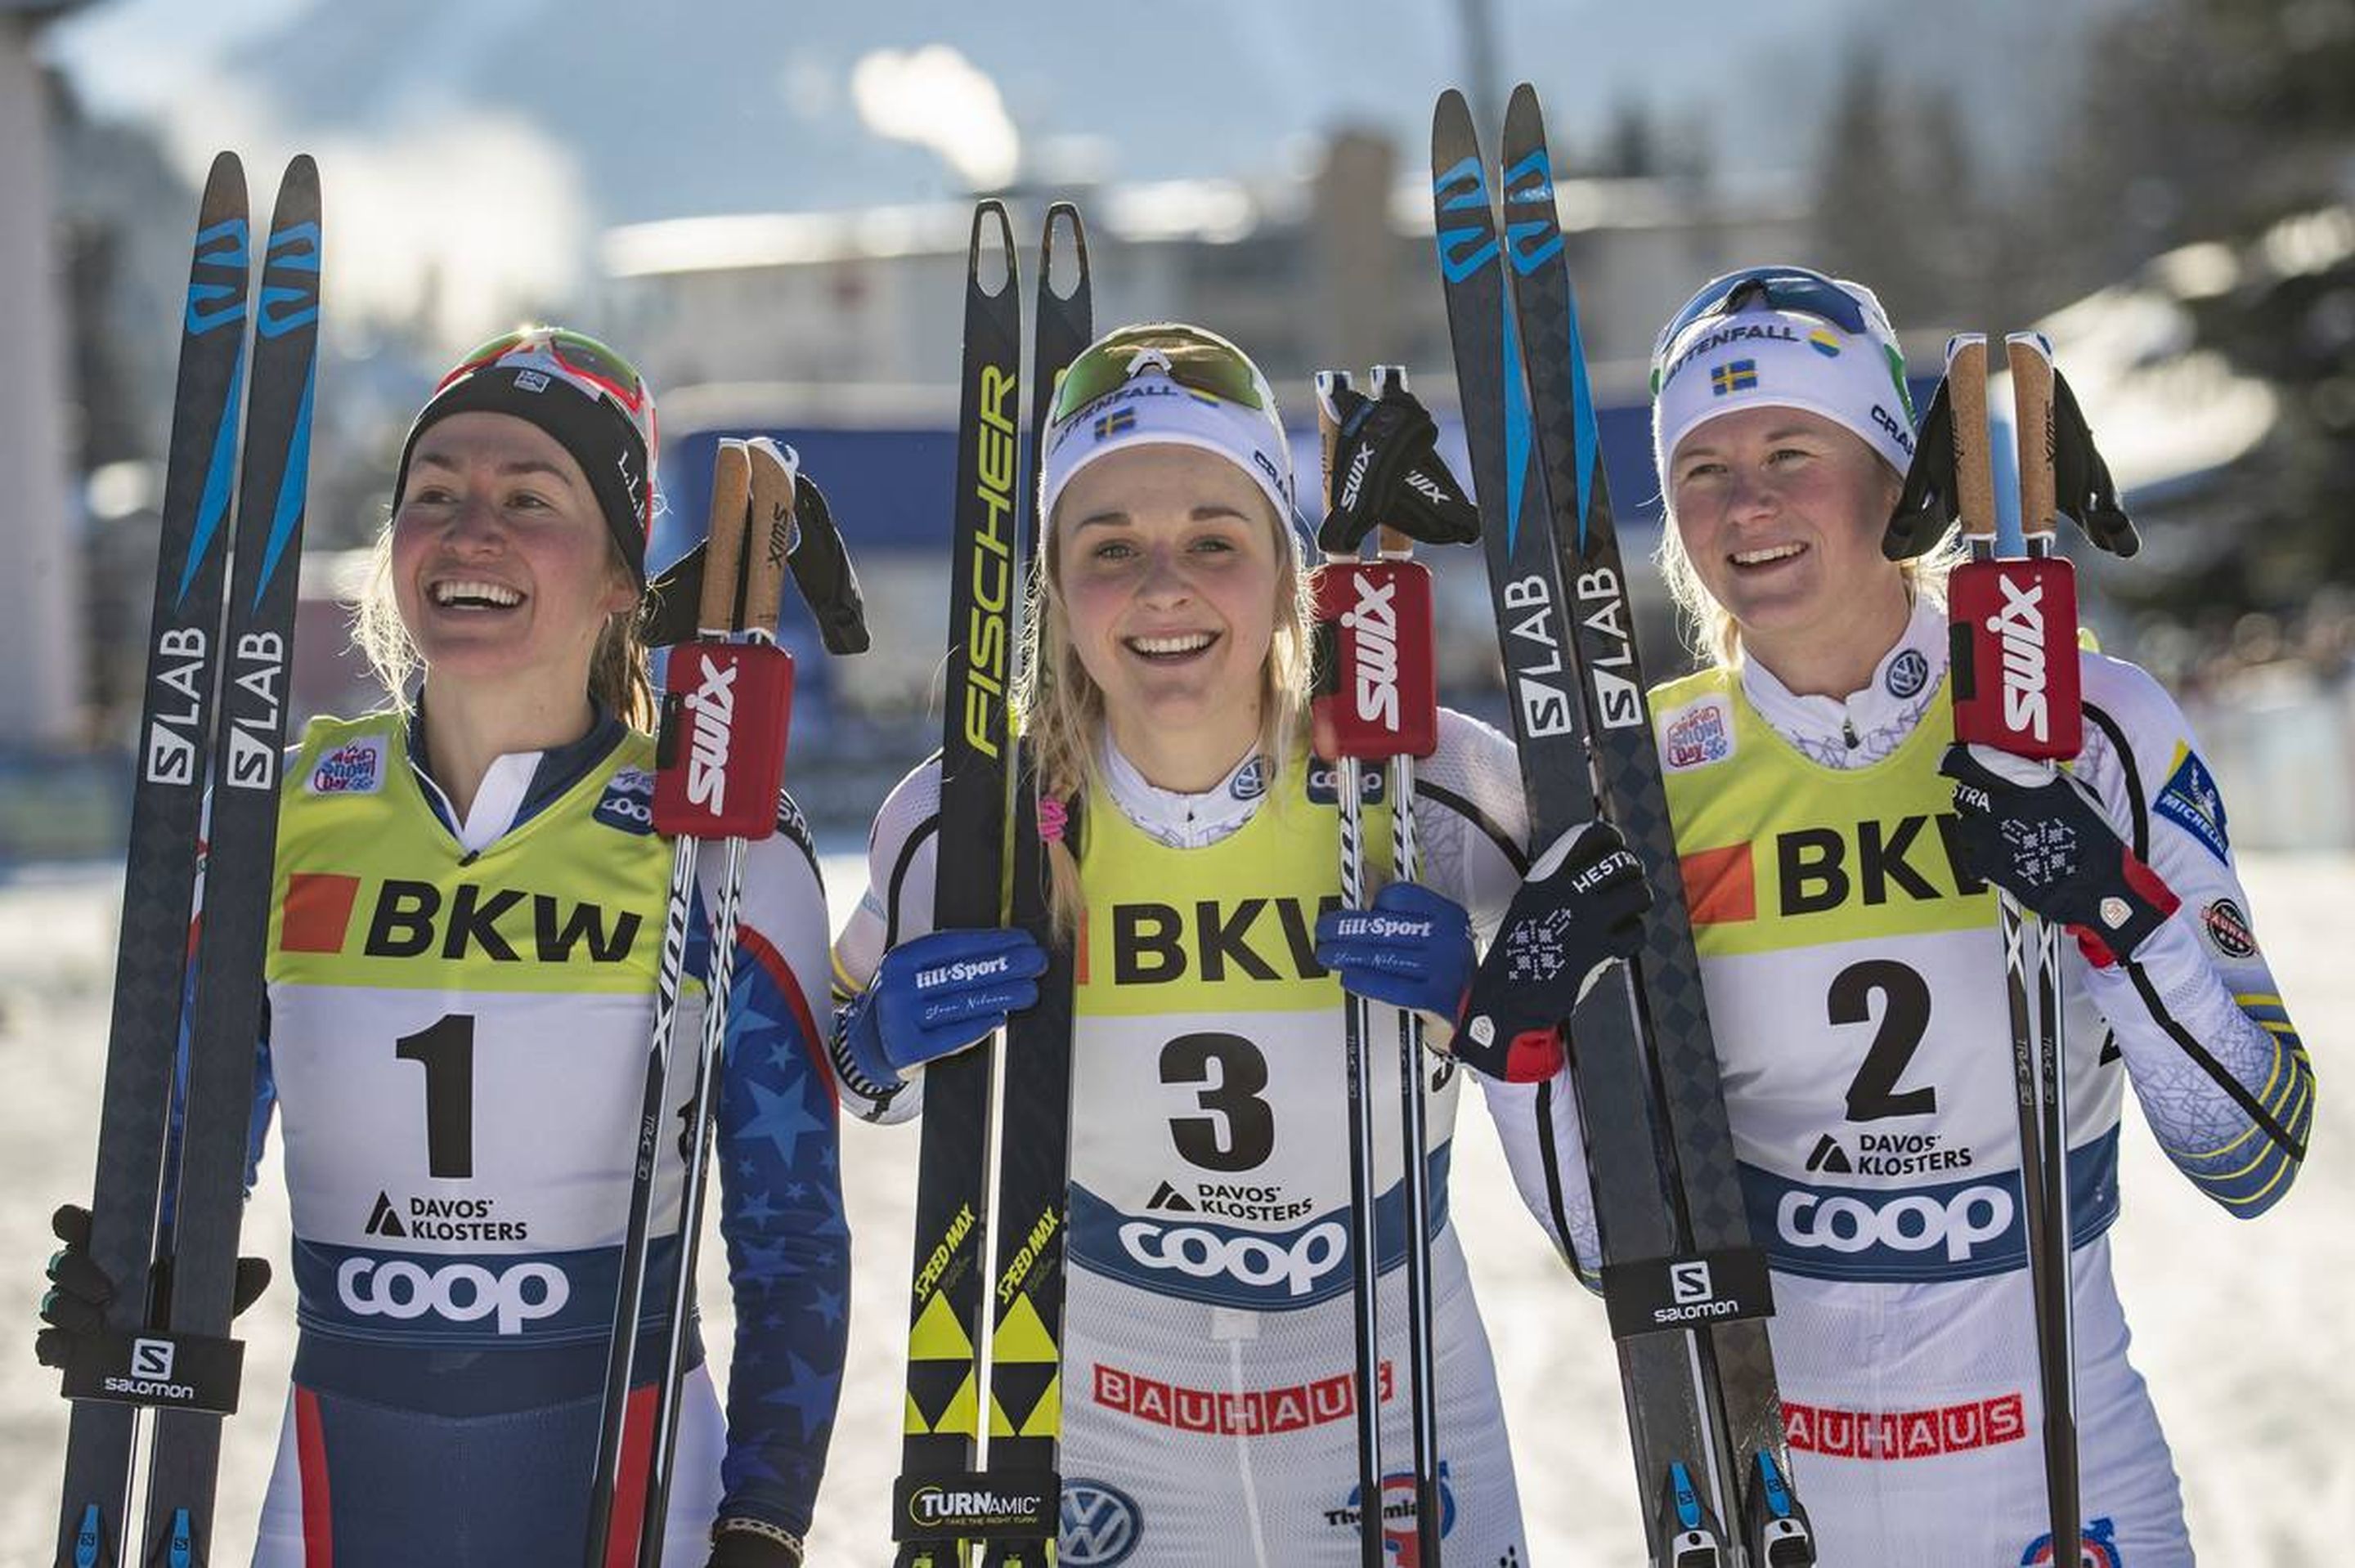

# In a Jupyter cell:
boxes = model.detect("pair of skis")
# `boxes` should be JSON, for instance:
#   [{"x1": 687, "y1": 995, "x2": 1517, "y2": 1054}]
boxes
[
  {"x1": 583, "y1": 432, "x2": 870, "y2": 1566},
  {"x1": 1430, "y1": 87, "x2": 1812, "y2": 1567},
  {"x1": 890, "y1": 200, "x2": 1089, "y2": 1568},
  {"x1": 54, "y1": 151, "x2": 321, "y2": 1568}
]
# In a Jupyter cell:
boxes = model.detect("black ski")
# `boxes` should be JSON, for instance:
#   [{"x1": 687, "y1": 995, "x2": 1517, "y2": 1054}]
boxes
[
  {"x1": 976, "y1": 202, "x2": 1090, "y2": 1568},
  {"x1": 1434, "y1": 87, "x2": 1812, "y2": 1566},
  {"x1": 892, "y1": 200, "x2": 1026, "y2": 1566},
  {"x1": 137, "y1": 152, "x2": 321, "y2": 1568},
  {"x1": 55, "y1": 149, "x2": 253, "y2": 1568}
]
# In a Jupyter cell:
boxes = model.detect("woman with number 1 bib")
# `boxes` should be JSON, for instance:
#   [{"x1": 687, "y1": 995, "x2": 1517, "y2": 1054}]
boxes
[
  {"x1": 38, "y1": 329, "x2": 844, "y2": 1566},
  {"x1": 1486, "y1": 269, "x2": 2314, "y2": 1566},
  {"x1": 832, "y1": 323, "x2": 1648, "y2": 1562}
]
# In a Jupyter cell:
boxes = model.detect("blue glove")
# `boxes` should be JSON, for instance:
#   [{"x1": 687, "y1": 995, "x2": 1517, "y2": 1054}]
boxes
[
  {"x1": 837, "y1": 926, "x2": 1047, "y2": 1088},
  {"x1": 1314, "y1": 880, "x2": 1476, "y2": 1020}
]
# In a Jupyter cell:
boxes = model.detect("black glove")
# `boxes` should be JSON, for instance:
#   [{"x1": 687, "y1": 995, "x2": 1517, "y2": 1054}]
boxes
[
  {"x1": 1940, "y1": 743, "x2": 2179, "y2": 966},
  {"x1": 1456, "y1": 822, "x2": 1651, "y2": 1081},
  {"x1": 38, "y1": 1203, "x2": 272, "y2": 1369},
  {"x1": 706, "y1": 1518, "x2": 804, "y2": 1567},
  {"x1": 1317, "y1": 382, "x2": 1481, "y2": 553}
]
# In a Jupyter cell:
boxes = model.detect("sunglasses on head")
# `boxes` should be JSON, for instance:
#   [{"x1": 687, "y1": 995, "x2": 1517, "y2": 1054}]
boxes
[
  {"x1": 1048, "y1": 325, "x2": 1272, "y2": 426},
  {"x1": 1650, "y1": 267, "x2": 1896, "y2": 389}
]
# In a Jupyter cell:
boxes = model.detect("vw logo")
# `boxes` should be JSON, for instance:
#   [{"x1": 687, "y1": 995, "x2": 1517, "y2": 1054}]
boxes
[{"x1": 1061, "y1": 1477, "x2": 1142, "y2": 1566}]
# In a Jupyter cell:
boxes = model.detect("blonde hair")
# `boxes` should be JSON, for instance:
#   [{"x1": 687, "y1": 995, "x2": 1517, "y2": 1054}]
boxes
[
  {"x1": 351, "y1": 524, "x2": 656, "y2": 729},
  {"x1": 1013, "y1": 491, "x2": 1316, "y2": 934},
  {"x1": 1653, "y1": 459, "x2": 1966, "y2": 670}
]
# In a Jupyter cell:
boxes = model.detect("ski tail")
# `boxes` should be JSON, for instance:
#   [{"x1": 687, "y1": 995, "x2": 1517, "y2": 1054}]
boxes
[
  {"x1": 976, "y1": 201, "x2": 1092, "y2": 1568},
  {"x1": 56, "y1": 148, "x2": 252, "y2": 1568},
  {"x1": 137, "y1": 151, "x2": 322, "y2": 1568},
  {"x1": 892, "y1": 200, "x2": 1023, "y2": 1566}
]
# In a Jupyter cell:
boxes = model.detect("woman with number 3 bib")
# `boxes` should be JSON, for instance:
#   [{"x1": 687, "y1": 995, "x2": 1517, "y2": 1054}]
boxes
[
  {"x1": 832, "y1": 324, "x2": 1648, "y2": 1562},
  {"x1": 38, "y1": 329, "x2": 846, "y2": 1566},
  {"x1": 1552, "y1": 269, "x2": 2312, "y2": 1565}
]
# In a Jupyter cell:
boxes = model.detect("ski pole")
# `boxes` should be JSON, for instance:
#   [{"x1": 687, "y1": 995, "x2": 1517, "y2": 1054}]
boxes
[
  {"x1": 1368, "y1": 362, "x2": 1444, "y2": 1568},
  {"x1": 584, "y1": 438, "x2": 762, "y2": 1567},
  {"x1": 634, "y1": 437, "x2": 804, "y2": 1564},
  {"x1": 1948, "y1": 331, "x2": 2084, "y2": 1566}
]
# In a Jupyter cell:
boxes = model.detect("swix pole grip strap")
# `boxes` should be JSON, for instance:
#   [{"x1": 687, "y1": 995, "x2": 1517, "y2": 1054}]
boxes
[
  {"x1": 1311, "y1": 560, "x2": 1438, "y2": 760},
  {"x1": 653, "y1": 641, "x2": 795, "y2": 839},
  {"x1": 1948, "y1": 556, "x2": 2081, "y2": 761}
]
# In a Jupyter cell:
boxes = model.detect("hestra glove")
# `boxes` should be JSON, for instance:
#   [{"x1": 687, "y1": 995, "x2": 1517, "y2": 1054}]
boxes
[
  {"x1": 1941, "y1": 742, "x2": 2179, "y2": 966},
  {"x1": 1456, "y1": 822, "x2": 1651, "y2": 1082}
]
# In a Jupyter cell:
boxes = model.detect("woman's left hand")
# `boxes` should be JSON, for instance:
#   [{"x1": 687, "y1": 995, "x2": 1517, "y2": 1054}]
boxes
[
  {"x1": 1314, "y1": 880, "x2": 1475, "y2": 1022},
  {"x1": 1940, "y1": 742, "x2": 2180, "y2": 965},
  {"x1": 704, "y1": 1519, "x2": 803, "y2": 1567}
]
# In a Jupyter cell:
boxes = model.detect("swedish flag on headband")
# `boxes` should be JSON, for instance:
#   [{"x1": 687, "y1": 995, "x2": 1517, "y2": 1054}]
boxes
[
  {"x1": 1092, "y1": 406, "x2": 1137, "y2": 441},
  {"x1": 1711, "y1": 359, "x2": 1760, "y2": 396}
]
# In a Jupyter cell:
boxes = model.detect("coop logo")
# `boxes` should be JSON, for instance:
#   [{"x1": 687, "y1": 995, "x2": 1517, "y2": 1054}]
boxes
[
  {"x1": 1060, "y1": 1478, "x2": 1143, "y2": 1566},
  {"x1": 1117, "y1": 1216, "x2": 1347, "y2": 1301},
  {"x1": 1985, "y1": 575, "x2": 2052, "y2": 744},
  {"x1": 1306, "y1": 756, "x2": 1387, "y2": 807},
  {"x1": 594, "y1": 767, "x2": 657, "y2": 835},
  {"x1": 335, "y1": 1256, "x2": 569, "y2": 1336},
  {"x1": 682, "y1": 652, "x2": 738, "y2": 811},
  {"x1": 308, "y1": 737, "x2": 384, "y2": 794},
  {"x1": 1340, "y1": 572, "x2": 1402, "y2": 731},
  {"x1": 1778, "y1": 1183, "x2": 2014, "y2": 1266}
]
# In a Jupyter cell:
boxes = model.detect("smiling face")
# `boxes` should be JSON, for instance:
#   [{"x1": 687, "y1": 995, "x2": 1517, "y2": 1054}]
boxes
[
  {"x1": 1051, "y1": 442, "x2": 1288, "y2": 788},
  {"x1": 1667, "y1": 404, "x2": 1911, "y2": 689},
  {"x1": 389, "y1": 410, "x2": 637, "y2": 698}
]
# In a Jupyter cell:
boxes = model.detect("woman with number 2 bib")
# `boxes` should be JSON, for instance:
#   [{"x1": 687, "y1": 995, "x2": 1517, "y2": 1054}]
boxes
[
  {"x1": 1547, "y1": 268, "x2": 2311, "y2": 1565},
  {"x1": 38, "y1": 329, "x2": 845, "y2": 1565},
  {"x1": 832, "y1": 324, "x2": 1650, "y2": 1562}
]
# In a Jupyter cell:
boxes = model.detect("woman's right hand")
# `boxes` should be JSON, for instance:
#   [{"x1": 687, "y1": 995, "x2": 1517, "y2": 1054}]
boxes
[
  {"x1": 836, "y1": 927, "x2": 1049, "y2": 1089},
  {"x1": 35, "y1": 1204, "x2": 114, "y2": 1370}
]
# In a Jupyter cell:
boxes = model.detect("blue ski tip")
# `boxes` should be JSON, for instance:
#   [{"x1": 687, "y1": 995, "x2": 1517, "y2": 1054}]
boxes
[
  {"x1": 168, "y1": 1508, "x2": 195, "y2": 1568},
  {"x1": 73, "y1": 1503, "x2": 101, "y2": 1568}
]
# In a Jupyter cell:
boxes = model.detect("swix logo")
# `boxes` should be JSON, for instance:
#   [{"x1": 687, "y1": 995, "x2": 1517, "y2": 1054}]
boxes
[
  {"x1": 1341, "y1": 573, "x2": 1402, "y2": 730},
  {"x1": 1778, "y1": 1183, "x2": 2013, "y2": 1264},
  {"x1": 336, "y1": 1256, "x2": 569, "y2": 1335},
  {"x1": 1340, "y1": 441, "x2": 1374, "y2": 512},
  {"x1": 1987, "y1": 576, "x2": 2052, "y2": 743},
  {"x1": 144, "y1": 627, "x2": 209, "y2": 785},
  {"x1": 1404, "y1": 468, "x2": 1447, "y2": 506},
  {"x1": 683, "y1": 652, "x2": 738, "y2": 810}
]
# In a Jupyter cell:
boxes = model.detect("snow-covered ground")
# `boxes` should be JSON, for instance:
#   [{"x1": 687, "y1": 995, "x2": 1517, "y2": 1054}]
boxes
[{"x1": 0, "y1": 852, "x2": 2344, "y2": 1565}]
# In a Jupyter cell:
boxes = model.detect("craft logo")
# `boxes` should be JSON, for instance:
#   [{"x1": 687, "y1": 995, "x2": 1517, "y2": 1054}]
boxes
[
  {"x1": 309, "y1": 738, "x2": 384, "y2": 794},
  {"x1": 683, "y1": 652, "x2": 738, "y2": 811},
  {"x1": 1664, "y1": 700, "x2": 1733, "y2": 770},
  {"x1": 1060, "y1": 1478, "x2": 1143, "y2": 1566},
  {"x1": 2201, "y1": 898, "x2": 2257, "y2": 960},
  {"x1": 1985, "y1": 575, "x2": 2052, "y2": 743},
  {"x1": 1341, "y1": 572, "x2": 1403, "y2": 732},
  {"x1": 1885, "y1": 647, "x2": 1931, "y2": 700},
  {"x1": 1711, "y1": 358, "x2": 1760, "y2": 396},
  {"x1": 1873, "y1": 401, "x2": 1918, "y2": 458}
]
